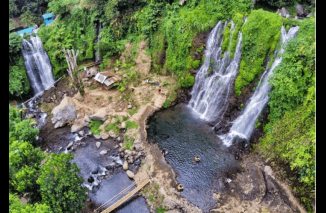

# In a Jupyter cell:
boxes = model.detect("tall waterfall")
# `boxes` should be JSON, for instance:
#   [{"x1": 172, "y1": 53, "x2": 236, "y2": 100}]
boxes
[
  {"x1": 189, "y1": 20, "x2": 243, "y2": 122},
  {"x1": 21, "y1": 35, "x2": 55, "y2": 95},
  {"x1": 219, "y1": 26, "x2": 300, "y2": 146}
]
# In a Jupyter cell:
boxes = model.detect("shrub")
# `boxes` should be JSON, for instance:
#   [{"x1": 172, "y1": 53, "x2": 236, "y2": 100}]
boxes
[
  {"x1": 178, "y1": 74, "x2": 195, "y2": 88},
  {"x1": 88, "y1": 120, "x2": 103, "y2": 135},
  {"x1": 191, "y1": 60, "x2": 200, "y2": 69}
]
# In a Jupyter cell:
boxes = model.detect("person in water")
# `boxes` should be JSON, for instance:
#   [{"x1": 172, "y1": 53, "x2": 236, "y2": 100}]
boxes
[{"x1": 194, "y1": 156, "x2": 200, "y2": 162}]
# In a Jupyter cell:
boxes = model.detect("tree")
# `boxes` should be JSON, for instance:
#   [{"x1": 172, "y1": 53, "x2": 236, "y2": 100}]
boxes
[
  {"x1": 62, "y1": 48, "x2": 80, "y2": 82},
  {"x1": 9, "y1": 140, "x2": 44, "y2": 201},
  {"x1": 9, "y1": 193, "x2": 53, "y2": 213},
  {"x1": 37, "y1": 153, "x2": 87, "y2": 213},
  {"x1": 9, "y1": 32, "x2": 23, "y2": 62}
]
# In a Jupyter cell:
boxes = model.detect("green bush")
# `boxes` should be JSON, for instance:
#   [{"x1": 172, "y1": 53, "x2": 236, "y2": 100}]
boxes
[
  {"x1": 191, "y1": 60, "x2": 200, "y2": 69},
  {"x1": 178, "y1": 74, "x2": 195, "y2": 88},
  {"x1": 125, "y1": 121, "x2": 139, "y2": 130},
  {"x1": 234, "y1": 9, "x2": 282, "y2": 96}
]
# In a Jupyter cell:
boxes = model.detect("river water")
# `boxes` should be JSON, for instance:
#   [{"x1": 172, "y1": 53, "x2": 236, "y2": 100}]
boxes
[{"x1": 147, "y1": 104, "x2": 241, "y2": 212}]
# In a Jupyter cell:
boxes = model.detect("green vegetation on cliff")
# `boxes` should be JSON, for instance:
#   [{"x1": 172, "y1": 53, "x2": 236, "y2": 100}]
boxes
[
  {"x1": 234, "y1": 9, "x2": 282, "y2": 96},
  {"x1": 258, "y1": 18, "x2": 315, "y2": 211}
]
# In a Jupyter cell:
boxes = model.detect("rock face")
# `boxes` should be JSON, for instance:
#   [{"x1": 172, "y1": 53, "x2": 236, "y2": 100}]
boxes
[
  {"x1": 123, "y1": 161, "x2": 128, "y2": 170},
  {"x1": 90, "y1": 108, "x2": 107, "y2": 121},
  {"x1": 126, "y1": 170, "x2": 134, "y2": 179},
  {"x1": 51, "y1": 96, "x2": 76, "y2": 128}
]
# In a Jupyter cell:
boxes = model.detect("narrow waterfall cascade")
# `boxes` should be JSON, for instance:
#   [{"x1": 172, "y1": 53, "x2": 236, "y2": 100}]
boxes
[
  {"x1": 21, "y1": 35, "x2": 55, "y2": 95},
  {"x1": 95, "y1": 22, "x2": 102, "y2": 62},
  {"x1": 219, "y1": 26, "x2": 300, "y2": 146},
  {"x1": 189, "y1": 20, "x2": 243, "y2": 122}
]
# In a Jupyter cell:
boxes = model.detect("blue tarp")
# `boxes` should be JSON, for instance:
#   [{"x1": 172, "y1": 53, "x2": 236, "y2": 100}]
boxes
[
  {"x1": 42, "y1": 13, "x2": 55, "y2": 25},
  {"x1": 17, "y1": 26, "x2": 34, "y2": 34}
]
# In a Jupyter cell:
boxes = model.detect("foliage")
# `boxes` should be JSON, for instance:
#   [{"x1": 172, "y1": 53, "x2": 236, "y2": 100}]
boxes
[
  {"x1": 9, "y1": 0, "x2": 50, "y2": 18},
  {"x1": 9, "y1": 140, "x2": 44, "y2": 200},
  {"x1": 234, "y1": 9, "x2": 282, "y2": 95},
  {"x1": 9, "y1": 193, "x2": 53, "y2": 213},
  {"x1": 36, "y1": 153, "x2": 87, "y2": 213},
  {"x1": 104, "y1": 118, "x2": 120, "y2": 135},
  {"x1": 258, "y1": 18, "x2": 315, "y2": 211},
  {"x1": 20, "y1": 9, "x2": 38, "y2": 26},
  {"x1": 178, "y1": 74, "x2": 195, "y2": 88},
  {"x1": 191, "y1": 60, "x2": 200, "y2": 69},
  {"x1": 125, "y1": 121, "x2": 139, "y2": 130},
  {"x1": 128, "y1": 108, "x2": 138, "y2": 116},
  {"x1": 9, "y1": 33, "x2": 23, "y2": 60},
  {"x1": 9, "y1": 56, "x2": 31, "y2": 97},
  {"x1": 88, "y1": 119, "x2": 104, "y2": 135},
  {"x1": 221, "y1": 22, "x2": 232, "y2": 53},
  {"x1": 230, "y1": 13, "x2": 245, "y2": 58},
  {"x1": 38, "y1": 4, "x2": 97, "y2": 77}
]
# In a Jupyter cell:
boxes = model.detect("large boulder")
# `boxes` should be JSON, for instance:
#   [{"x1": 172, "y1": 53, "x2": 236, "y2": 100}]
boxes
[
  {"x1": 90, "y1": 108, "x2": 107, "y2": 121},
  {"x1": 296, "y1": 4, "x2": 304, "y2": 16},
  {"x1": 51, "y1": 96, "x2": 76, "y2": 128}
]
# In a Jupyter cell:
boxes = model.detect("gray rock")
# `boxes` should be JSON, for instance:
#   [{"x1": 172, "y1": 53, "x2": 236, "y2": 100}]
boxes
[
  {"x1": 108, "y1": 130, "x2": 117, "y2": 138},
  {"x1": 296, "y1": 4, "x2": 304, "y2": 16},
  {"x1": 264, "y1": 165, "x2": 274, "y2": 178},
  {"x1": 126, "y1": 170, "x2": 134, "y2": 179},
  {"x1": 96, "y1": 142, "x2": 101, "y2": 148},
  {"x1": 94, "y1": 134, "x2": 101, "y2": 139},
  {"x1": 123, "y1": 161, "x2": 128, "y2": 170},
  {"x1": 119, "y1": 143, "x2": 123, "y2": 147},
  {"x1": 71, "y1": 121, "x2": 87, "y2": 133},
  {"x1": 119, "y1": 147, "x2": 126, "y2": 152},
  {"x1": 115, "y1": 145, "x2": 119, "y2": 149},
  {"x1": 51, "y1": 96, "x2": 76, "y2": 128},
  {"x1": 117, "y1": 137, "x2": 121, "y2": 142},
  {"x1": 127, "y1": 105, "x2": 133, "y2": 109},
  {"x1": 90, "y1": 108, "x2": 107, "y2": 121},
  {"x1": 277, "y1": 7, "x2": 290, "y2": 18},
  {"x1": 100, "y1": 150, "x2": 108, "y2": 155}
]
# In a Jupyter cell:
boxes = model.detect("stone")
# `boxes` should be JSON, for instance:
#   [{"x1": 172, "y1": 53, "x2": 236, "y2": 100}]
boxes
[
  {"x1": 84, "y1": 115, "x2": 90, "y2": 123},
  {"x1": 177, "y1": 183, "x2": 184, "y2": 191},
  {"x1": 96, "y1": 142, "x2": 101, "y2": 148},
  {"x1": 126, "y1": 170, "x2": 134, "y2": 179},
  {"x1": 51, "y1": 96, "x2": 76, "y2": 128},
  {"x1": 78, "y1": 130, "x2": 84, "y2": 136},
  {"x1": 100, "y1": 132, "x2": 109, "y2": 140},
  {"x1": 117, "y1": 137, "x2": 121, "y2": 142},
  {"x1": 119, "y1": 147, "x2": 126, "y2": 152},
  {"x1": 74, "y1": 91, "x2": 84, "y2": 102},
  {"x1": 123, "y1": 74, "x2": 127, "y2": 78},
  {"x1": 115, "y1": 145, "x2": 119, "y2": 149},
  {"x1": 111, "y1": 118, "x2": 116, "y2": 123},
  {"x1": 100, "y1": 150, "x2": 108, "y2": 155},
  {"x1": 108, "y1": 130, "x2": 117, "y2": 138},
  {"x1": 90, "y1": 108, "x2": 107, "y2": 121},
  {"x1": 120, "y1": 122, "x2": 126, "y2": 129},
  {"x1": 123, "y1": 161, "x2": 128, "y2": 170},
  {"x1": 85, "y1": 67, "x2": 98, "y2": 78},
  {"x1": 296, "y1": 4, "x2": 304, "y2": 16},
  {"x1": 71, "y1": 121, "x2": 87, "y2": 133},
  {"x1": 127, "y1": 105, "x2": 133, "y2": 109},
  {"x1": 67, "y1": 142, "x2": 73, "y2": 149},
  {"x1": 119, "y1": 143, "x2": 123, "y2": 147},
  {"x1": 264, "y1": 165, "x2": 274, "y2": 178},
  {"x1": 94, "y1": 134, "x2": 101, "y2": 139}
]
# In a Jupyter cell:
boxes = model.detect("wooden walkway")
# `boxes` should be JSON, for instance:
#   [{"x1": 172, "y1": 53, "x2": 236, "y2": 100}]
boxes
[{"x1": 93, "y1": 176, "x2": 150, "y2": 213}]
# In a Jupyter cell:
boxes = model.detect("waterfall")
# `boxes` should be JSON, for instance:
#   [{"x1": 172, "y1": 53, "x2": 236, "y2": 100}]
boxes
[
  {"x1": 189, "y1": 20, "x2": 243, "y2": 122},
  {"x1": 219, "y1": 26, "x2": 300, "y2": 146},
  {"x1": 21, "y1": 35, "x2": 55, "y2": 95}
]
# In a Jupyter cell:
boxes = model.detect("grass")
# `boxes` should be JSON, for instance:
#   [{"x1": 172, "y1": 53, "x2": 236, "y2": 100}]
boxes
[
  {"x1": 147, "y1": 164, "x2": 151, "y2": 171},
  {"x1": 41, "y1": 102, "x2": 54, "y2": 118},
  {"x1": 125, "y1": 121, "x2": 139, "y2": 130},
  {"x1": 89, "y1": 120, "x2": 104, "y2": 135},
  {"x1": 128, "y1": 108, "x2": 138, "y2": 116},
  {"x1": 108, "y1": 96, "x2": 113, "y2": 101},
  {"x1": 88, "y1": 85, "x2": 98, "y2": 90}
]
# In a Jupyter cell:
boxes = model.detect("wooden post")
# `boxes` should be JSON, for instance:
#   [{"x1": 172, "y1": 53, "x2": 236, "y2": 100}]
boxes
[{"x1": 62, "y1": 48, "x2": 79, "y2": 82}]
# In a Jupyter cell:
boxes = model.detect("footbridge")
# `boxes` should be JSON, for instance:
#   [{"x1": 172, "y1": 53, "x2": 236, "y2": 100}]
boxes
[{"x1": 93, "y1": 175, "x2": 150, "y2": 213}]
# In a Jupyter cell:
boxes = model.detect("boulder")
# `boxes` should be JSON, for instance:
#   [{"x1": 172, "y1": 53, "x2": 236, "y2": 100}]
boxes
[
  {"x1": 74, "y1": 91, "x2": 84, "y2": 102},
  {"x1": 126, "y1": 170, "x2": 134, "y2": 179},
  {"x1": 100, "y1": 150, "x2": 108, "y2": 155},
  {"x1": 96, "y1": 142, "x2": 101, "y2": 148},
  {"x1": 78, "y1": 130, "x2": 84, "y2": 136},
  {"x1": 71, "y1": 120, "x2": 88, "y2": 133},
  {"x1": 51, "y1": 96, "x2": 76, "y2": 128},
  {"x1": 123, "y1": 161, "x2": 128, "y2": 170},
  {"x1": 296, "y1": 4, "x2": 304, "y2": 16},
  {"x1": 100, "y1": 132, "x2": 109, "y2": 140},
  {"x1": 127, "y1": 105, "x2": 133, "y2": 109},
  {"x1": 90, "y1": 108, "x2": 107, "y2": 121}
]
